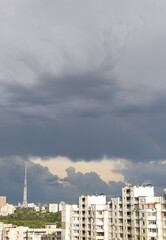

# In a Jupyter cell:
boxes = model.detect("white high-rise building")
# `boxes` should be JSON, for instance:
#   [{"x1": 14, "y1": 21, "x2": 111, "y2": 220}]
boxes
[
  {"x1": 0, "y1": 222, "x2": 3, "y2": 240},
  {"x1": 108, "y1": 184, "x2": 156, "y2": 240},
  {"x1": 161, "y1": 188, "x2": 166, "y2": 240},
  {"x1": 62, "y1": 184, "x2": 166, "y2": 240},
  {"x1": 62, "y1": 194, "x2": 108, "y2": 240}
]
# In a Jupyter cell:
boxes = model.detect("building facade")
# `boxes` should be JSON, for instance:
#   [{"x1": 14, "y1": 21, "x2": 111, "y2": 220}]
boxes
[
  {"x1": 62, "y1": 185, "x2": 166, "y2": 240},
  {"x1": 0, "y1": 197, "x2": 6, "y2": 209},
  {"x1": 62, "y1": 194, "x2": 108, "y2": 240},
  {"x1": 0, "y1": 224, "x2": 61, "y2": 240}
]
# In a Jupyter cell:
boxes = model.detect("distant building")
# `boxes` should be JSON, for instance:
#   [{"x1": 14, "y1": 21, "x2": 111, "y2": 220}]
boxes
[
  {"x1": 0, "y1": 203, "x2": 15, "y2": 216},
  {"x1": 59, "y1": 202, "x2": 65, "y2": 212},
  {"x1": 0, "y1": 196, "x2": 6, "y2": 209},
  {"x1": 49, "y1": 204, "x2": 58, "y2": 213},
  {"x1": 27, "y1": 203, "x2": 36, "y2": 208},
  {"x1": 0, "y1": 224, "x2": 61, "y2": 240},
  {"x1": 26, "y1": 225, "x2": 61, "y2": 240},
  {"x1": 0, "y1": 196, "x2": 15, "y2": 216},
  {"x1": 3, "y1": 225, "x2": 28, "y2": 240}
]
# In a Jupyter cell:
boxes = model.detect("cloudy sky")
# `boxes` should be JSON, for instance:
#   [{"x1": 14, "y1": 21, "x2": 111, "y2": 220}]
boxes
[{"x1": 1, "y1": 0, "x2": 166, "y2": 204}]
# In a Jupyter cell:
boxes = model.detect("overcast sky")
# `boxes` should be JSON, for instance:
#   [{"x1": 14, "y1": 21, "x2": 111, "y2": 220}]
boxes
[{"x1": 1, "y1": 0, "x2": 166, "y2": 204}]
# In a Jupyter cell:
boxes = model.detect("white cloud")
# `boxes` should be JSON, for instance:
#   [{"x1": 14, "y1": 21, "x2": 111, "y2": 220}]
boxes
[{"x1": 30, "y1": 156, "x2": 125, "y2": 183}]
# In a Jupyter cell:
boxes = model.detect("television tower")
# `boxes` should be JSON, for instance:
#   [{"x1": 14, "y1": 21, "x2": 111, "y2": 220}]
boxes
[{"x1": 22, "y1": 162, "x2": 28, "y2": 207}]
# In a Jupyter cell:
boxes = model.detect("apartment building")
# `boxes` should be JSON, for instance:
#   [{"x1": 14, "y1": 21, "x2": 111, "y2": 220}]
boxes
[
  {"x1": 26, "y1": 225, "x2": 61, "y2": 240},
  {"x1": 62, "y1": 194, "x2": 108, "y2": 240},
  {"x1": 0, "y1": 223, "x2": 4, "y2": 240},
  {"x1": 62, "y1": 203, "x2": 79, "y2": 240},
  {"x1": 0, "y1": 224, "x2": 61, "y2": 240},
  {"x1": 138, "y1": 195, "x2": 162, "y2": 240},
  {"x1": 161, "y1": 189, "x2": 166, "y2": 240},
  {"x1": 108, "y1": 184, "x2": 164, "y2": 240},
  {"x1": 62, "y1": 184, "x2": 166, "y2": 240}
]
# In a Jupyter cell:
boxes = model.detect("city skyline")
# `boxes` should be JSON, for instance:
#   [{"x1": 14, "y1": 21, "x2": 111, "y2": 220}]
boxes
[{"x1": 0, "y1": 0, "x2": 166, "y2": 203}]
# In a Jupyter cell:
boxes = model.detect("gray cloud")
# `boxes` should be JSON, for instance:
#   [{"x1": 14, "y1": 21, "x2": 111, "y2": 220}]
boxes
[
  {"x1": 1, "y1": 157, "x2": 166, "y2": 204},
  {"x1": 116, "y1": 161, "x2": 166, "y2": 196},
  {"x1": 0, "y1": 157, "x2": 124, "y2": 203},
  {"x1": 0, "y1": 0, "x2": 166, "y2": 163},
  {"x1": 0, "y1": 63, "x2": 166, "y2": 161}
]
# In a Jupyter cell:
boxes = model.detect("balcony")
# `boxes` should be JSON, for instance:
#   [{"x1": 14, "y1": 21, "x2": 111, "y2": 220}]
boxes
[
  {"x1": 96, "y1": 228, "x2": 104, "y2": 232},
  {"x1": 96, "y1": 232, "x2": 104, "y2": 239},
  {"x1": 96, "y1": 214, "x2": 104, "y2": 219},
  {"x1": 147, "y1": 216, "x2": 156, "y2": 221},
  {"x1": 148, "y1": 232, "x2": 157, "y2": 238},
  {"x1": 96, "y1": 236, "x2": 104, "y2": 240},
  {"x1": 96, "y1": 220, "x2": 104, "y2": 225}
]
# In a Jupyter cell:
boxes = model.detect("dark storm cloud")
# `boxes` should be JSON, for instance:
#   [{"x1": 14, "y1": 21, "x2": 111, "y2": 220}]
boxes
[
  {"x1": 4, "y1": 71, "x2": 117, "y2": 109},
  {"x1": 1, "y1": 71, "x2": 166, "y2": 161},
  {"x1": 1, "y1": 157, "x2": 166, "y2": 204},
  {"x1": 1, "y1": 0, "x2": 166, "y2": 163},
  {"x1": 0, "y1": 157, "x2": 124, "y2": 203}
]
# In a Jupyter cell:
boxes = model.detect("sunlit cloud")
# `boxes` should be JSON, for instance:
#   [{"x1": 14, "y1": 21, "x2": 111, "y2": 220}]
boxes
[{"x1": 30, "y1": 156, "x2": 126, "y2": 183}]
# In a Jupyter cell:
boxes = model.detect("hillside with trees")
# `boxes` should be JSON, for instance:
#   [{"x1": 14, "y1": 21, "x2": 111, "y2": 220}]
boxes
[{"x1": 0, "y1": 208, "x2": 61, "y2": 228}]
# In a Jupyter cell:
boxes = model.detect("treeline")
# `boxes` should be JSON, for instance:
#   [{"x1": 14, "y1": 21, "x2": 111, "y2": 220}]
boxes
[{"x1": 0, "y1": 207, "x2": 61, "y2": 228}]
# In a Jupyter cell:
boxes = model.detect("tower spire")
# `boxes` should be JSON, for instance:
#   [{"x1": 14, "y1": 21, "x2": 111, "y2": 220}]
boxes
[{"x1": 23, "y1": 162, "x2": 28, "y2": 207}]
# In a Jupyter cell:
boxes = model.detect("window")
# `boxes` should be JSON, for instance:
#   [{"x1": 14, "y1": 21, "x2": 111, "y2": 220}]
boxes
[
  {"x1": 126, "y1": 189, "x2": 130, "y2": 194},
  {"x1": 148, "y1": 212, "x2": 156, "y2": 216},
  {"x1": 147, "y1": 204, "x2": 155, "y2": 209},
  {"x1": 149, "y1": 228, "x2": 157, "y2": 233},
  {"x1": 97, "y1": 232, "x2": 104, "y2": 236},
  {"x1": 148, "y1": 220, "x2": 156, "y2": 225}
]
